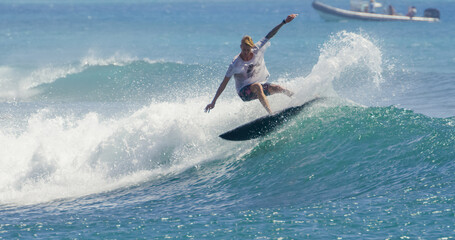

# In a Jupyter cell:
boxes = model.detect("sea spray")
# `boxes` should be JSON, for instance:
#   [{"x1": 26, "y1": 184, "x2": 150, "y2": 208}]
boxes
[
  {"x1": 0, "y1": 98, "x2": 247, "y2": 205},
  {"x1": 291, "y1": 31, "x2": 384, "y2": 105}
]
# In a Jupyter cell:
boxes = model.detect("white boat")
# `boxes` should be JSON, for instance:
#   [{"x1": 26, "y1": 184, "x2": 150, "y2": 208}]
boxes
[{"x1": 312, "y1": 1, "x2": 440, "y2": 22}]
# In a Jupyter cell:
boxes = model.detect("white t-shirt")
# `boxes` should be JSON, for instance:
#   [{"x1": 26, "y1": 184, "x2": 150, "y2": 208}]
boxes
[{"x1": 225, "y1": 37, "x2": 271, "y2": 93}]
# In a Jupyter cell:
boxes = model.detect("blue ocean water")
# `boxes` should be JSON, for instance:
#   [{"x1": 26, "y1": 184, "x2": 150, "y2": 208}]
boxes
[{"x1": 1, "y1": 0, "x2": 454, "y2": 238}]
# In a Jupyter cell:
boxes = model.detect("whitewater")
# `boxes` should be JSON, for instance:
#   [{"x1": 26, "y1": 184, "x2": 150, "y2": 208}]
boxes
[{"x1": 1, "y1": 0, "x2": 454, "y2": 239}]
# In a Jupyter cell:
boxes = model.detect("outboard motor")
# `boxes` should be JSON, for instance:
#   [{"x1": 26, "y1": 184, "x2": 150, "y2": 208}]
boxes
[{"x1": 424, "y1": 8, "x2": 440, "y2": 19}]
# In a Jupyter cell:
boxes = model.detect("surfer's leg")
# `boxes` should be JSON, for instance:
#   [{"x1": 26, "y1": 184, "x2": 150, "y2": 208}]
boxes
[
  {"x1": 268, "y1": 84, "x2": 294, "y2": 97},
  {"x1": 250, "y1": 83, "x2": 273, "y2": 114}
]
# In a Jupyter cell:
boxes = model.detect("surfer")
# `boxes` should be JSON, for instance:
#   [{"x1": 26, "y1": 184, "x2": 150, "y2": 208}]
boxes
[{"x1": 204, "y1": 14, "x2": 298, "y2": 115}]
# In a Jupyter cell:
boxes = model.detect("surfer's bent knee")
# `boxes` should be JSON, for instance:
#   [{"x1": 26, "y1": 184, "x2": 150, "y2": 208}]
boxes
[{"x1": 250, "y1": 83, "x2": 263, "y2": 93}]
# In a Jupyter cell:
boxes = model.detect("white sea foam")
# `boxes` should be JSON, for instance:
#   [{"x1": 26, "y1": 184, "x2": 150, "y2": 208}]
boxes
[
  {"x1": 289, "y1": 31, "x2": 385, "y2": 105},
  {"x1": 0, "y1": 96, "x2": 252, "y2": 205}
]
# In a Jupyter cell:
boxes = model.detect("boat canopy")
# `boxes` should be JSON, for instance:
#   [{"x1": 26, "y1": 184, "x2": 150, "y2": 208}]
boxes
[{"x1": 350, "y1": 0, "x2": 382, "y2": 12}]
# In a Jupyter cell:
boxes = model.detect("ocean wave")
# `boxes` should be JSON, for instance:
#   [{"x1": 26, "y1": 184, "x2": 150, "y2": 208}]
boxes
[
  {"x1": 1, "y1": 97, "x2": 453, "y2": 206},
  {"x1": 2, "y1": 31, "x2": 444, "y2": 207},
  {"x1": 0, "y1": 55, "x2": 193, "y2": 102},
  {"x1": 0, "y1": 97, "x2": 241, "y2": 205},
  {"x1": 186, "y1": 104, "x2": 455, "y2": 209},
  {"x1": 32, "y1": 60, "x2": 207, "y2": 102}
]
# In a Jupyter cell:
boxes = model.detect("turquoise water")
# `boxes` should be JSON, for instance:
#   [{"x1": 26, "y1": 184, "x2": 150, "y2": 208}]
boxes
[{"x1": 1, "y1": 0, "x2": 454, "y2": 239}]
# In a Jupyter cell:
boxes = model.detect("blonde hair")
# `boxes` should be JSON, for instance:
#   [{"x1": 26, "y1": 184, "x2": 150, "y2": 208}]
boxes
[{"x1": 241, "y1": 36, "x2": 254, "y2": 48}]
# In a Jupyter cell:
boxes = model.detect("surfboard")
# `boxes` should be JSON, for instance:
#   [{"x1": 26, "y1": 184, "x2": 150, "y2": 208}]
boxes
[{"x1": 219, "y1": 97, "x2": 324, "y2": 141}]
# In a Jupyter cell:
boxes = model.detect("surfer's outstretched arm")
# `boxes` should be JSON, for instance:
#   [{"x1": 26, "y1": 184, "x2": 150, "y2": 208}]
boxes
[
  {"x1": 265, "y1": 14, "x2": 298, "y2": 39},
  {"x1": 205, "y1": 76, "x2": 231, "y2": 113}
]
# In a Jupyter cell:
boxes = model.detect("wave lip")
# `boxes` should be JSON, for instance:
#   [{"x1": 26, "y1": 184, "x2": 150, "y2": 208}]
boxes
[{"x1": 289, "y1": 30, "x2": 386, "y2": 107}]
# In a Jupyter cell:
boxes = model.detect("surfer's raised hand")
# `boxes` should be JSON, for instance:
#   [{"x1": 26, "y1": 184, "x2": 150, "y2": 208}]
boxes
[
  {"x1": 266, "y1": 13, "x2": 299, "y2": 39},
  {"x1": 285, "y1": 14, "x2": 298, "y2": 23}
]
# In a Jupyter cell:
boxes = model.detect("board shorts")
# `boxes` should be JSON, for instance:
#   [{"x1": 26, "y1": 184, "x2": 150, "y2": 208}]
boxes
[{"x1": 238, "y1": 83, "x2": 271, "y2": 102}]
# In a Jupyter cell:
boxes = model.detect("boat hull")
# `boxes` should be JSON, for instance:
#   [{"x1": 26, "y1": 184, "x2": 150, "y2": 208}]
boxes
[{"x1": 312, "y1": 1, "x2": 439, "y2": 22}]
